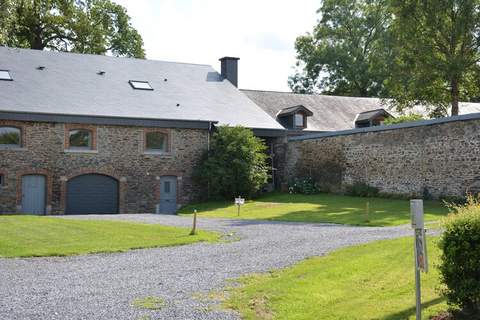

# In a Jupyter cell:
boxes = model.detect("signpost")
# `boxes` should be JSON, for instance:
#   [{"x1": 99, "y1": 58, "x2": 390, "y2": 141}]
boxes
[
  {"x1": 410, "y1": 199, "x2": 428, "y2": 320},
  {"x1": 235, "y1": 196, "x2": 245, "y2": 216}
]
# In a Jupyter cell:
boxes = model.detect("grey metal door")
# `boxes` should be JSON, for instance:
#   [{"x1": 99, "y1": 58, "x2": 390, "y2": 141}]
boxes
[
  {"x1": 66, "y1": 174, "x2": 119, "y2": 214},
  {"x1": 159, "y1": 176, "x2": 177, "y2": 214},
  {"x1": 22, "y1": 175, "x2": 46, "y2": 214}
]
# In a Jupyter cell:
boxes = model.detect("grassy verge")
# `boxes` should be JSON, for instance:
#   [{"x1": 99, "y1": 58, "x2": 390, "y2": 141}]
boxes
[
  {"x1": 0, "y1": 215, "x2": 219, "y2": 258},
  {"x1": 180, "y1": 193, "x2": 448, "y2": 226},
  {"x1": 225, "y1": 236, "x2": 445, "y2": 320}
]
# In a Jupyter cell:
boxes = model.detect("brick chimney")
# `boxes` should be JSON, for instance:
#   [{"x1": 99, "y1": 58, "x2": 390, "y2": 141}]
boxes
[{"x1": 219, "y1": 57, "x2": 239, "y2": 87}]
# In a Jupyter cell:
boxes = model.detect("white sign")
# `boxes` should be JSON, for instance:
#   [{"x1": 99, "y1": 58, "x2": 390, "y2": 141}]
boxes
[
  {"x1": 235, "y1": 197, "x2": 245, "y2": 205},
  {"x1": 410, "y1": 199, "x2": 424, "y2": 229}
]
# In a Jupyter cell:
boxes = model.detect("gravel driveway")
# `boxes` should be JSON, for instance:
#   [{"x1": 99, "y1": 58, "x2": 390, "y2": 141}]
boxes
[{"x1": 0, "y1": 214, "x2": 412, "y2": 320}]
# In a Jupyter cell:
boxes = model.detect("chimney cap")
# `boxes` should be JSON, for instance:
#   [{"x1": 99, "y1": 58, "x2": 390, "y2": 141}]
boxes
[{"x1": 219, "y1": 56, "x2": 240, "y2": 61}]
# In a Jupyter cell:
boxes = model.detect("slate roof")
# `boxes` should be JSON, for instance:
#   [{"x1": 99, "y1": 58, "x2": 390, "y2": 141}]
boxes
[
  {"x1": 241, "y1": 89, "x2": 480, "y2": 131},
  {"x1": 0, "y1": 47, "x2": 284, "y2": 131}
]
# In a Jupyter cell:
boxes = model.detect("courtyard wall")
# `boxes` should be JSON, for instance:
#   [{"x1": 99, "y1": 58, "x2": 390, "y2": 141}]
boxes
[{"x1": 284, "y1": 115, "x2": 480, "y2": 198}]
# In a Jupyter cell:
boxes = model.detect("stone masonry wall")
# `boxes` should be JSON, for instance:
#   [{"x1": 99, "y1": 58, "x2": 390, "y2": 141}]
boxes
[
  {"x1": 285, "y1": 118, "x2": 480, "y2": 198},
  {"x1": 0, "y1": 120, "x2": 208, "y2": 214}
]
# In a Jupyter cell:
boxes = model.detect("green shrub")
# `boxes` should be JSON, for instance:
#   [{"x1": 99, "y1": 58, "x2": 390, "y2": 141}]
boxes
[
  {"x1": 288, "y1": 177, "x2": 319, "y2": 194},
  {"x1": 383, "y1": 113, "x2": 425, "y2": 125},
  {"x1": 439, "y1": 197, "x2": 480, "y2": 318},
  {"x1": 440, "y1": 195, "x2": 467, "y2": 206},
  {"x1": 194, "y1": 126, "x2": 269, "y2": 200},
  {"x1": 345, "y1": 182, "x2": 379, "y2": 197}
]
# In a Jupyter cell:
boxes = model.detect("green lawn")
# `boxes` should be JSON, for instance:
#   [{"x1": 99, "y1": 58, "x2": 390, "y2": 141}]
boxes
[
  {"x1": 0, "y1": 216, "x2": 219, "y2": 258},
  {"x1": 225, "y1": 237, "x2": 446, "y2": 320},
  {"x1": 180, "y1": 193, "x2": 448, "y2": 226}
]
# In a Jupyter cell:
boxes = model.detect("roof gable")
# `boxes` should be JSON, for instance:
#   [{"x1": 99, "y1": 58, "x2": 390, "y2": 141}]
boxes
[{"x1": 277, "y1": 105, "x2": 313, "y2": 117}]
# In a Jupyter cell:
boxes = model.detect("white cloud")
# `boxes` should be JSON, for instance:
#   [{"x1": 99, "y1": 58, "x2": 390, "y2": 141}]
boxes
[{"x1": 113, "y1": 0, "x2": 319, "y2": 91}]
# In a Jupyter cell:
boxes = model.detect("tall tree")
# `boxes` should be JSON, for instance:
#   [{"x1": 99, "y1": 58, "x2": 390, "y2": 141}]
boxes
[
  {"x1": 387, "y1": 0, "x2": 480, "y2": 116},
  {"x1": 0, "y1": 0, "x2": 145, "y2": 58},
  {"x1": 289, "y1": 0, "x2": 392, "y2": 96}
]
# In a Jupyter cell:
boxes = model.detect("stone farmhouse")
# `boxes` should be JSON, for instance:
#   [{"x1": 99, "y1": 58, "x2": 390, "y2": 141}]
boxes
[{"x1": 1, "y1": 46, "x2": 480, "y2": 215}]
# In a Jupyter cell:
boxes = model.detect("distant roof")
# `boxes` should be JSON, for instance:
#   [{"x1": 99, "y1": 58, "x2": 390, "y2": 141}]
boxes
[
  {"x1": 277, "y1": 105, "x2": 313, "y2": 117},
  {"x1": 0, "y1": 47, "x2": 284, "y2": 131},
  {"x1": 242, "y1": 89, "x2": 480, "y2": 131},
  {"x1": 355, "y1": 108, "x2": 392, "y2": 123}
]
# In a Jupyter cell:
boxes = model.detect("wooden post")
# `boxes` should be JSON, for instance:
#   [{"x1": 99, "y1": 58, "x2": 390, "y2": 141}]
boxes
[{"x1": 190, "y1": 209, "x2": 197, "y2": 235}]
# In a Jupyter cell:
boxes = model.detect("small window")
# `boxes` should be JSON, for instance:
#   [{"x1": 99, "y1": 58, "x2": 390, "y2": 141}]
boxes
[
  {"x1": 146, "y1": 131, "x2": 167, "y2": 152},
  {"x1": 0, "y1": 174, "x2": 4, "y2": 187},
  {"x1": 295, "y1": 113, "x2": 304, "y2": 127},
  {"x1": 164, "y1": 181, "x2": 171, "y2": 193},
  {"x1": 0, "y1": 126, "x2": 21, "y2": 147},
  {"x1": 69, "y1": 129, "x2": 92, "y2": 149},
  {"x1": 0, "y1": 70, "x2": 12, "y2": 81},
  {"x1": 129, "y1": 80, "x2": 153, "y2": 90}
]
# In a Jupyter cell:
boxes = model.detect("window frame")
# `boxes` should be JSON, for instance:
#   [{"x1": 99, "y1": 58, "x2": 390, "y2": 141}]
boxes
[
  {"x1": 0, "y1": 126, "x2": 22, "y2": 148},
  {"x1": 294, "y1": 113, "x2": 305, "y2": 128},
  {"x1": 144, "y1": 129, "x2": 170, "y2": 154},
  {"x1": 64, "y1": 125, "x2": 97, "y2": 152},
  {"x1": 129, "y1": 80, "x2": 154, "y2": 91},
  {"x1": 0, "y1": 70, "x2": 13, "y2": 81}
]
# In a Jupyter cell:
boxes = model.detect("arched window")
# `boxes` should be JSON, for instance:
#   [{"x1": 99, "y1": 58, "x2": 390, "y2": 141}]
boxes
[
  {"x1": 69, "y1": 129, "x2": 92, "y2": 149},
  {"x1": 0, "y1": 126, "x2": 21, "y2": 147},
  {"x1": 145, "y1": 131, "x2": 168, "y2": 152}
]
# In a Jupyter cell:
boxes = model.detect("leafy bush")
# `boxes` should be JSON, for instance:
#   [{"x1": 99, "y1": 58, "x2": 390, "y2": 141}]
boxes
[
  {"x1": 344, "y1": 182, "x2": 379, "y2": 197},
  {"x1": 288, "y1": 177, "x2": 319, "y2": 194},
  {"x1": 194, "y1": 126, "x2": 269, "y2": 200},
  {"x1": 440, "y1": 195, "x2": 467, "y2": 206},
  {"x1": 439, "y1": 196, "x2": 480, "y2": 318},
  {"x1": 383, "y1": 113, "x2": 425, "y2": 125}
]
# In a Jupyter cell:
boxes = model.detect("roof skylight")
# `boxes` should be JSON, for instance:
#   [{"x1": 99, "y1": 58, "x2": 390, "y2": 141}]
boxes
[
  {"x1": 0, "y1": 70, "x2": 12, "y2": 81},
  {"x1": 129, "y1": 80, "x2": 153, "y2": 90}
]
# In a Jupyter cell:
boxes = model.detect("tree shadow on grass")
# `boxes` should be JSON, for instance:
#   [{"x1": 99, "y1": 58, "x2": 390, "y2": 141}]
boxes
[{"x1": 383, "y1": 297, "x2": 446, "y2": 320}]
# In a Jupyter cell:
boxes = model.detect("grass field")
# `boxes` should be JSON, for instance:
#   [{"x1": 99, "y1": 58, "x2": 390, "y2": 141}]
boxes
[
  {"x1": 0, "y1": 216, "x2": 219, "y2": 257},
  {"x1": 180, "y1": 193, "x2": 448, "y2": 226},
  {"x1": 225, "y1": 236, "x2": 446, "y2": 320}
]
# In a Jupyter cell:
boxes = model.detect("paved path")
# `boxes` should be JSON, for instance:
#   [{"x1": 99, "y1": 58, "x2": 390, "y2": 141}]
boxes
[{"x1": 0, "y1": 214, "x2": 412, "y2": 320}]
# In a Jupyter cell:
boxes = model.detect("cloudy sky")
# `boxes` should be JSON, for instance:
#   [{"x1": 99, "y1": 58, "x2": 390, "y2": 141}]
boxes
[{"x1": 113, "y1": 0, "x2": 320, "y2": 91}]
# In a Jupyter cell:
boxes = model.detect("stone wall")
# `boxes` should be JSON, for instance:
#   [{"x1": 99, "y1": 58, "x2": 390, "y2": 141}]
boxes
[
  {"x1": 285, "y1": 118, "x2": 480, "y2": 198},
  {"x1": 0, "y1": 120, "x2": 208, "y2": 213}
]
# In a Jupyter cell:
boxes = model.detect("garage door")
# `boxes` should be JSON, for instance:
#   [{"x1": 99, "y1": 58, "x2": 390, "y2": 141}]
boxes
[{"x1": 66, "y1": 174, "x2": 119, "y2": 214}]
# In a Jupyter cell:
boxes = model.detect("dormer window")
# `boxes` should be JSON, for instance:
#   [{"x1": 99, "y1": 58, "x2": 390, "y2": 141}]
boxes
[
  {"x1": 354, "y1": 109, "x2": 393, "y2": 128},
  {"x1": 0, "y1": 70, "x2": 12, "y2": 81},
  {"x1": 129, "y1": 80, "x2": 153, "y2": 90},
  {"x1": 277, "y1": 105, "x2": 313, "y2": 130},
  {"x1": 295, "y1": 113, "x2": 305, "y2": 127}
]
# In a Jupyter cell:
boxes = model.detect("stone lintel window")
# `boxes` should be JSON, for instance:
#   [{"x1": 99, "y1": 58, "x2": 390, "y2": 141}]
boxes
[
  {"x1": 0, "y1": 126, "x2": 21, "y2": 148},
  {"x1": 144, "y1": 129, "x2": 170, "y2": 153},
  {"x1": 65, "y1": 125, "x2": 97, "y2": 151}
]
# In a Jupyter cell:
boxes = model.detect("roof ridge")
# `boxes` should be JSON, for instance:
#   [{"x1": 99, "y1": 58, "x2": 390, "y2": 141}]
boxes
[
  {"x1": 0, "y1": 45, "x2": 213, "y2": 68},
  {"x1": 241, "y1": 88, "x2": 383, "y2": 100}
]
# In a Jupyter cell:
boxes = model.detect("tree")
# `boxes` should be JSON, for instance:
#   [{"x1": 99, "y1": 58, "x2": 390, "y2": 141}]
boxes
[
  {"x1": 0, "y1": 0, "x2": 145, "y2": 58},
  {"x1": 194, "y1": 126, "x2": 269, "y2": 200},
  {"x1": 387, "y1": 0, "x2": 480, "y2": 116},
  {"x1": 289, "y1": 0, "x2": 392, "y2": 96}
]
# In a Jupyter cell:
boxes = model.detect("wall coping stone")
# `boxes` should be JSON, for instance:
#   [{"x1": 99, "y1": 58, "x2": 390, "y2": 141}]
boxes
[{"x1": 289, "y1": 112, "x2": 480, "y2": 141}]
